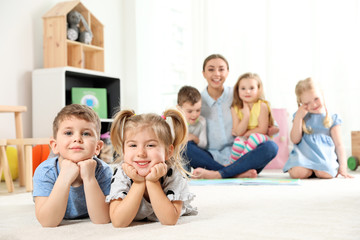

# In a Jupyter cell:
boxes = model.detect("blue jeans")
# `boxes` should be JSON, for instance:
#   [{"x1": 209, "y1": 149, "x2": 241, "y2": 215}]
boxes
[{"x1": 184, "y1": 141, "x2": 278, "y2": 178}]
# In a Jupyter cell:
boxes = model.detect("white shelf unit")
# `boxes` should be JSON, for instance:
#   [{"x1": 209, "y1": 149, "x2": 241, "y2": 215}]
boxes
[{"x1": 32, "y1": 67, "x2": 120, "y2": 138}]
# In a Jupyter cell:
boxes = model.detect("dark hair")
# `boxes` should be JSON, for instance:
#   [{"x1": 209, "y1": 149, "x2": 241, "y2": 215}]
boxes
[
  {"x1": 202, "y1": 54, "x2": 229, "y2": 71},
  {"x1": 177, "y1": 86, "x2": 201, "y2": 106},
  {"x1": 52, "y1": 104, "x2": 101, "y2": 139}
]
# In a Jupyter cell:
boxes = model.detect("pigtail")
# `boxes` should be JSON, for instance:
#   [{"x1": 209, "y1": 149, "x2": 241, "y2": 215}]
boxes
[
  {"x1": 294, "y1": 82, "x2": 311, "y2": 134},
  {"x1": 162, "y1": 109, "x2": 189, "y2": 176},
  {"x1": 232, "y1": 82, "x2": 243, "y2": 109},
  {"x1": 323, "y1": 102, "x2": 333, "y2": 128},
  {"x1": 298, "y1": 100, "x2": 312, "y2": 134},
  {"x1": 267, "y1": 101, "x2": 275, "y2": 127},
  {"x1": 110, "y1": 109, "x2": 135, "y2": 162}
]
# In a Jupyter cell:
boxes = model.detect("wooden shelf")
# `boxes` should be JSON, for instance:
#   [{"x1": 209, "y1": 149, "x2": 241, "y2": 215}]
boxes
[
  {"x1": 66, "y1": 40, "x2": 104, "y2": 71},
  {"x1": 43, "y1": 0, "x2": 104, "y2": 72},
  {"x1": 67, "y1": 40, "x2": 104, "y2": 51}
]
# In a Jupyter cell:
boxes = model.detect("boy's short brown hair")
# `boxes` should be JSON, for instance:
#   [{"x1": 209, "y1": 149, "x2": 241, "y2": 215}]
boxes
[
  {"x1": 177, "y1": 86, "x2": 201, "y2": 106},
  {"x1": 52, "y1": 104, "x2": 101, "y2": 139}
]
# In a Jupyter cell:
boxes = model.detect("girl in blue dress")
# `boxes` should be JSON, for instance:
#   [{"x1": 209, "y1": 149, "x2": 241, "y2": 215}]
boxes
[{"x1": 283, "y1": 78, "x2": 352, "y2": 179}]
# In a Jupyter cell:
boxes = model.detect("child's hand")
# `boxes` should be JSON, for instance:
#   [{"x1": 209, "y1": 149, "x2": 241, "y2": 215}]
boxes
[
  {"x1": 296, "y1": 104, "x2": 308, "y2": 119},
  {"x1": 243, "y1": 131, "x2": 251, "y2": 138},
  {"x1": 268, "y1": 125, "x2": 280, "y2": 137},
  {"x1": 78, "y1": 158, "x2": 97, "y2": 181},
  {"x1": 241, "y1": 103, "x2": 251, "y2": 117},
  {"x1": 145, "y1": 162, "x2": 167, "y2": 182},
  {"x1": 122, "y1": 162, "x2": 145, "y2": 183},
  {"x1": 187, "y1": 133, "x2": 199, "y2": 145},
  {"x1": 59, "y1": 159, "x2": 80, "y2": 185},
  {"x1": 337, "y1": 167, "x2": 354, "y2": 178},
  {"x1": 187, "y1": 133, "x2": 197, "y2": 142}
]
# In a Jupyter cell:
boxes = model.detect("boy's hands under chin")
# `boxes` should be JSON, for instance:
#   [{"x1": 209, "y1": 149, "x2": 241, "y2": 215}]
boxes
[
  {"x1": 122, "y1": 162, "x2": 145, "y2": 183},
  {"x1": 145, "y1": 162, "x2": 167, "y2": 182},
  {"x1": 59, "y1": 159, "x2": 80, "y2": 185},
  {"x1": 78, "y1": 158, "x2": 97, "y2": 181}
]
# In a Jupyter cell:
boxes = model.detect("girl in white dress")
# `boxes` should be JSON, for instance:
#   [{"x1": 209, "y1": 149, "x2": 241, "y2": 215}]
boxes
[{"x1": 106, "y1": 109, "x2": 197, "y2": 227}]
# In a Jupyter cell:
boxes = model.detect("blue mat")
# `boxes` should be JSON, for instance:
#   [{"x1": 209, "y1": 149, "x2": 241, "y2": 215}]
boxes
[{"x1": 189, "y1": 178, "x2": 301, "y2": 186}]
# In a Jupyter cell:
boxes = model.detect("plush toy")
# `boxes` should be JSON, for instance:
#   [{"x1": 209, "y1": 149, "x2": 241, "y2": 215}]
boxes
[
  {"x1": 67, "y1": 11, "x2": 80, "y2": 41},
  {"x1": 66, "y1": 10, "x2": 93, "y2": 44}
]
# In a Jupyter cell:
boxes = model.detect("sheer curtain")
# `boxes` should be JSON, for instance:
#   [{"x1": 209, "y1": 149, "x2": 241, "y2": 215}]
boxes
[
  {"x1": 131, "y1": 0, "x2": 193, "y2": 113},
  {"x1": 129, "y1": 0, "x2": 360, "y2": 153}
]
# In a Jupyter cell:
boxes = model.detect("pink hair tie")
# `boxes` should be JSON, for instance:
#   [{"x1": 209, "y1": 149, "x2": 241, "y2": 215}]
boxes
[{"x1": 161, "y1": 115, "x2": 166, "y2": 120}]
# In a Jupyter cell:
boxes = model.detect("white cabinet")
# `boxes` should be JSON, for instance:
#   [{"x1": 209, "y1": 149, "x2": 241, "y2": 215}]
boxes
[{"x1": 32, "y1": 67, "x2": 120, "y2": 137}]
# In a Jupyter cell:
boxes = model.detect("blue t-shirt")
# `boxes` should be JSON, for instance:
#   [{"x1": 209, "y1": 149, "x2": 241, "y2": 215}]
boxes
[
  {"x1": 201, "y1": 86, "x2": 235, "y2": 165},
  {"x1": 33, "y1": 156, "x2": 113, "y2": 219}
]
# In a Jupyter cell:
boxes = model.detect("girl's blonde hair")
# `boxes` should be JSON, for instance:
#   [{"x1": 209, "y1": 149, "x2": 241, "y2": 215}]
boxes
[
  {"x1": 231, "y1": 72, "x2": 274, "y2": 126},
  {"x1": 110, "y1": 108, "x2": 189, "y2": 175},
  {"x1": 295, "y1": 77, "x2": 332, "y2": 134}
]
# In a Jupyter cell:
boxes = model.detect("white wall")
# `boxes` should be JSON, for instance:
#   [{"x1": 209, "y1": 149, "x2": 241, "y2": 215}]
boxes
[
  {"x1": 195, "y1": 0, "x2": 360, "y2": 154},
  {"x1": 127, "y1": 0, "x2": 360, "y2": 154},
  {"x1": 0, "y1": 0, "x2": 124, "y2": 138},
  {"x1": 1, "y1": 0, "x2": 359, "y2": 156}
]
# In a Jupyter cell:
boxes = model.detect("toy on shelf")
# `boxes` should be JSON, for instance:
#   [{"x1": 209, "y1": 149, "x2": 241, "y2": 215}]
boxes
[
  {"x1": 43, "y1": 0, "x2": 104, "y2": 71},
  {"x1": 348, "y1": 131, "x2": 360, "y2": 170},
  {"x1": 67, "y1": 10, "x2": 93, "y2": 44}
]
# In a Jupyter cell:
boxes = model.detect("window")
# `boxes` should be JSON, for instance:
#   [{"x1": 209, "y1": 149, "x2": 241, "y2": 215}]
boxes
[{"x1": 136, "y1": 0, "x2": 193, "y2": 113}]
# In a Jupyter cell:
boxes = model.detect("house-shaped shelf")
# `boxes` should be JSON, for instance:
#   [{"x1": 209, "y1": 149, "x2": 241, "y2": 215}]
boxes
[{"x1": 43, "y1": 0, "x2": 104, "y2": 71}]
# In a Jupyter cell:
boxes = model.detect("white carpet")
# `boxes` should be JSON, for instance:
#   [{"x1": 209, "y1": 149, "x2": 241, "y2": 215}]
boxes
[{"x1": 1, "y1": 170, "x2": 359, "y2": 240}]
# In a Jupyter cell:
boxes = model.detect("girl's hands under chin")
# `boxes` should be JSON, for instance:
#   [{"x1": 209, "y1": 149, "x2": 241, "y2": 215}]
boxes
[
  {"x1": 122, "y1": 162, "x2": 145, "y2": 183},
  {"x1": 145, "y1": 162, "x2": 167, "y2": 182}
]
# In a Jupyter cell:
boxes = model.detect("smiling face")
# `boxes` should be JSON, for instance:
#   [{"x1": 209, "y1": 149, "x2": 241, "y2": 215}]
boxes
[
  {"x1": 50, "y1": 117, "x2": 103, "y2": 163},
  {"x1": 179, "y1": 100, "x2": 202, "y2": 125},
  {"x1": 202, "y1": 58, "x2": 229, "y2": 91},
  {"x1": 123, "y1": 127, "x2": 169, "y2": 177},
  {"x1": 300, "y1": 89, "x2": 325, "y2": 114},
  {"x1": 238, "y1": 78, "x2": 260, "y2": 104}
]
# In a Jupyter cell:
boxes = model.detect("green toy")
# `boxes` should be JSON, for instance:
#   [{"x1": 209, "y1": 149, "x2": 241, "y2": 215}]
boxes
[
  {"x1": 347, "y1": 156, "x2": 359, "y2": 171},
  {"x1": 348, "y1": 131, "x2": 360, "y2": 171}
]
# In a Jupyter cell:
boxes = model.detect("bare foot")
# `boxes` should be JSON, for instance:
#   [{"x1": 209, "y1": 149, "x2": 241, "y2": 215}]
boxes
[
  {"x1": 192, "y1": 168, "x2": 221, "y2": 179},
  {"x1": 234, "y1": 169, "x2": 257, "y2": 178}
]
